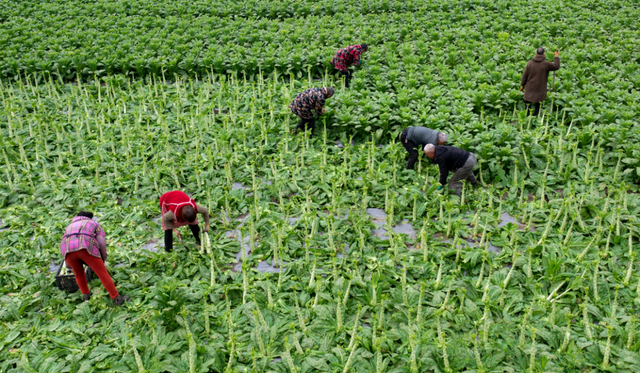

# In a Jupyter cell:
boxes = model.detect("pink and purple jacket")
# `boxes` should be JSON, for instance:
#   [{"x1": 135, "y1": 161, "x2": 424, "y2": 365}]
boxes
[{"x1": 60, "y1": 216, "x2": 105, "y2": 259}]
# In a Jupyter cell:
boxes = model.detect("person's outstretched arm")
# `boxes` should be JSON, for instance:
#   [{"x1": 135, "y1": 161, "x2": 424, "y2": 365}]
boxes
[
  {"x1": 96, "y1": 224, "x2": 107, "y2": 261},
  {"x1": 313, "y1": 92, "x2": 326, "y2": 117},
  {"x1": 197, "y1": 205, "x2": 210, "y2": 232},
  {"x1": 352, "y1": 49, "x2": 362, "y2": 66},
  {"x1": 97, "y1": 235, "x2": 107, "y2": 261},
  {"x1": 549, "y1": 53, "x2": 560, "y2": 71},
  {"x1": 162, "y1": 211, "x2": 181, "y2": 240},
  {"x1": 162, "y1": 211, "x2": 175, "y2": 228},
  {"x1": 438, "y1": 163, "x2": 449, "y2": 187}
]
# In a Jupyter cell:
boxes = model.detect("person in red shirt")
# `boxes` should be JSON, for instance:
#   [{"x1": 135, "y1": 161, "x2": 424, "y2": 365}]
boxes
[
  {"x1": 160, "y1": 191, "x2": 210, "y2": 252},
  {"x1": 330, "y1": 44, "x2": 368, "y2": 88}
]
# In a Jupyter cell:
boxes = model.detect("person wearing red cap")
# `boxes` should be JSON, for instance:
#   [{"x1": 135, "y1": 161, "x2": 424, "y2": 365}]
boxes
[{"x1": 160, "y1": 191, "x2": 210, "y2": 252}]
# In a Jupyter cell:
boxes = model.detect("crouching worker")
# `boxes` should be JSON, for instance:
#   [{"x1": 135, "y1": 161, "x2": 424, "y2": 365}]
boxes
[
  {"x1": 60, "y1": 211, "x2": 128, "y2": 306},
  {"x1": 424, "y1": 144, "x2": 478, "y2": 196},
  {"x1": 400, "y1": 126, "x2": 447, "y2": 170},
  {"x1": 290, "y1": 87, "x2": 334, "y2": 137},
  {"x1": 331, "y1": 44, "x2": 368, "y2": 88},
  {"x1": 160, "y1": 190, "x2": 210, "y2": 252}
]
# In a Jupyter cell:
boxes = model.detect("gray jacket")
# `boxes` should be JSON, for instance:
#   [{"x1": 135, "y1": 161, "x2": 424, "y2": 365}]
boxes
[{"x1": 406, "y1": 126, "x2": 439, "y2": 146}]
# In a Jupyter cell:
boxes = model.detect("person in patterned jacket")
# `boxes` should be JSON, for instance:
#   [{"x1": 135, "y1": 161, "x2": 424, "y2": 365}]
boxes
[
  {"x1": 59, "y1": 211, "x2": 129, "y2": 306},
  {"x1": 330, "y1": 44, "x2": 368, "y2": 88},
  {"x1": 290, "y1": 86, "x2": 334, "y2": 137}
]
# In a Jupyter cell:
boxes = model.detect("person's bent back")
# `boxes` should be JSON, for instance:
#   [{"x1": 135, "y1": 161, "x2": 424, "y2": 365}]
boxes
[
  {"x1": 60, "y1": 211, "x2": 128, "y2": 306},
  {"x1": 424, "y1": 144, "x2": 478, "y2": 196},
  {"x1": 289, "y1": 87, "x2": 334, "y2": 137},
  {"x1": 400, "y1": 126, "x2": 447, "y2": 169}
]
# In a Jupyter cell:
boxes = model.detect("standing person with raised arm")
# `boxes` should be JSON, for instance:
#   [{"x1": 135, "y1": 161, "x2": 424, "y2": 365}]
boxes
[
  {"x1": 330, "y1": 44, "x2": 368, "y2": 88},
  {"x1": 400, "y1": 126, "x2": 448, "y2": 170},
  {"x1": 160, "y1": 190, "x2": 210, "y2": 252},
  {"x1": 520, "y1": 47, "x2": 560, "y2": 116}
]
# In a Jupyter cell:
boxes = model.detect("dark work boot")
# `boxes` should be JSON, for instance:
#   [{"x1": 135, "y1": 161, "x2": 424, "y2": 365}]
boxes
[
  {"x1": 83, "y1": 292, "x2": 93, "y2": 302},
  {"x1": 113, "y1": 294, "x2": 129, "y2": 306}
]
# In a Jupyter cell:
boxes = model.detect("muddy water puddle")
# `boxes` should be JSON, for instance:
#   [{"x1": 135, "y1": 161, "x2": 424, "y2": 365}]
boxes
[
  {"x1": 144, "y1": 206, "x2": 523, "y2": 274},
  {"x1": 140, "y1": 239, "x2": 162, "y2": 253},
  {"x1": 366, "y1": 209, "x2": 418, "y2": 240},
  {"x1": 365, "y1": 209, "x2": 525, "y2": 254}
]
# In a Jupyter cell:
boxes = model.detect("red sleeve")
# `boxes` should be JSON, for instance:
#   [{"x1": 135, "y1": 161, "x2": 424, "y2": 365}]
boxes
[{"x1": 352, "y1": 49, "x2": 362, "y2": 66}]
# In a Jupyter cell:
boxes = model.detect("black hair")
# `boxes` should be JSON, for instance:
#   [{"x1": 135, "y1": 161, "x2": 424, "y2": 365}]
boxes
[
  {"x1": 325, "y1": 87, "x2": 335, "y2": 97},
  {"x1": 537, "y1": 47, "x2": 545, "y2": 55},
  {"x1": 182, "y1": 205, "x2": 197, "y2": 223},
  {"x1": 77, "y1": 211, "x2": 94, "y2": 219},
  {"x1": 361, "y1": 43, "x2": 368, "y2": 50}
]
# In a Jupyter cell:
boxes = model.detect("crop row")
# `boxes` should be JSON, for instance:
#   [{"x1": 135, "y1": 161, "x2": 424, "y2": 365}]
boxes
[
  {"x1": 0, "y1": 0, "x2": 448, "y2": 20},
  {"x1": 3, "y1": 0, "x2": 634, "y2": 21},
  {"x1": 1, "y1": 0, "x2": 639, "y2": 138},
  {"x1": 1, "y1": 74, "x2": 639, "y2": 193},
  {"x1": 1, "y1": 46, "x2": 639, "y2": 136},
  {"x1": 3, "y1": 0, "x2": 638, "y2": 22},
  {"x1": 1, "y1": 1, "x2": 639, "y2": 81}
]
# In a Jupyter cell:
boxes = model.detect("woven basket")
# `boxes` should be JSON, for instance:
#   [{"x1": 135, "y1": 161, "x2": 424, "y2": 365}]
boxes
[{"x1": 55, "y1": 258, "x2": 96, "y2": 292}]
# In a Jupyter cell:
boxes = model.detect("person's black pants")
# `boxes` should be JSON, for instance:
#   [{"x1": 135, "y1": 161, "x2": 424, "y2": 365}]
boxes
[
  {"x1": 295, "y1": 117, "x2": 316, "y2": 136},
  {"x1": 164, "y1": 224, "x2": 201, "y2": 252},
  {"x1": 400, "y1": 129, "x2": 420, "y2": 170},
  {"x1": 524, "y1": 100, "x2": 541, "y2": 116},
  {"x1": 335, "y1": 69, "x2": 351, "y2": 88}
]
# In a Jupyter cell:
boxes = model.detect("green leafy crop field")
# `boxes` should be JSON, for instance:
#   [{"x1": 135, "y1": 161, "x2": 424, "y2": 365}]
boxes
[{"x1": 1, "y1": 0, "x2": 640, "y2": 372}]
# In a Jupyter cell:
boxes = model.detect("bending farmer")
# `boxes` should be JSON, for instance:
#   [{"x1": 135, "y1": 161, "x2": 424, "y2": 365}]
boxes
[
  {"x1": 400, "y1": 126, "x2": 447, "y2": 170},
  {"x1": 520, "y1": 47, "x2": 560, "y2": 116},
  {"x1": 290, "y1": 87, "x2": 334, "y2": 137},
  {"x1": 424, "y1": 144, "x2": 478, "y2": 196},
  {"x1": 160, "y1": 190, "x2": 210, "y2": 252},
  {"x1": 59, "y1": 211, "x2": 128, "y2": 306},
  {"x1": 331, "y1": 44, "x2": 368, "y2": 88}
]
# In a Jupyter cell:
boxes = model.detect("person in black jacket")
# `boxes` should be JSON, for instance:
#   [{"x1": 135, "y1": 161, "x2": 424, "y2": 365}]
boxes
[{"x1": 424, "y1": 144, "x2": 478, "y2": 196}]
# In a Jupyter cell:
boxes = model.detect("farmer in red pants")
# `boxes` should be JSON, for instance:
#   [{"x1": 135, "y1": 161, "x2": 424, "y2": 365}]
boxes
[
  {"x1": 160, "y1": 190, "x2": 210, "y2": 252},
  {"x1": 59, "y1": 211, "x2": 128, "y2": 306}
]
